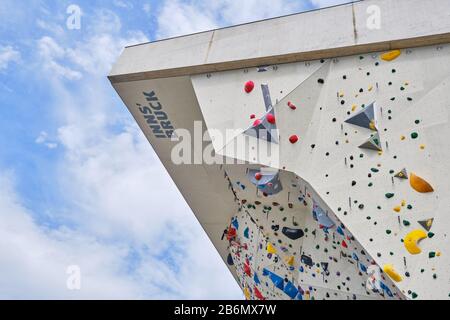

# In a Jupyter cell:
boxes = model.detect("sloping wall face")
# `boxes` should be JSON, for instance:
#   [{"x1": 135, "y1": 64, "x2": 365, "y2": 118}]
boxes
[{"x1": 191, "y1": 44, "x2": 450, "y2": 300}]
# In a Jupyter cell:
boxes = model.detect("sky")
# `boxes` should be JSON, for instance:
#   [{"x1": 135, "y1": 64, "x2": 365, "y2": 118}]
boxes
[{"x1": 0, "y1": 0, "x2": 350, "y2": 299}]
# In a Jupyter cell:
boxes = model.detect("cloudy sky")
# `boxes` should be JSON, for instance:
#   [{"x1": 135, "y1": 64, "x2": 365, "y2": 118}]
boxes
[{"x1": 0, "y1": 0, "x2": 349, "y2": 299}]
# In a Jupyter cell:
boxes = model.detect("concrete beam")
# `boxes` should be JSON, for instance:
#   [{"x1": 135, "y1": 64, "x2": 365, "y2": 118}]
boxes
[{"x1": 109, "y1": 0, "x2": 450, "y2": 83}]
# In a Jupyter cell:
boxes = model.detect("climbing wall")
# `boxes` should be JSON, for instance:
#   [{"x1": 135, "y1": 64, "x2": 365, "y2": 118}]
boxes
[{"x1": 191, "y1": 44, "x2": 450, "y2": 300}]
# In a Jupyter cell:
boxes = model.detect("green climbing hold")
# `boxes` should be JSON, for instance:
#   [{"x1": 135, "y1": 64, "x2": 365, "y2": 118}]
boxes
[
  {"x1": 385, "y1": 193, "x2": 395, "y2": 199},
  {"x1": 428, "y1": 232, "x2": 435, "y2": 238},
  {"x1": 411, "y1": 132, "x2": 419, "y2": 139},
  {"x1": 415, "y1": 120, "x2": 420, "y2": 124},
  {"x1": 407, "y1": 204, "x2": 413, "y2": 210},
  {"x1": 371, "y1": 168, "x2": 379, "y2": 173},
  {"x1": 411, "y1": 292, "x2": 418, "y2": 299},
  {"x1": 403, "y1": 220, "x2": 411, "y2": 226},
  {"x1": 429, "y1": 251, "x2": 436, "y2": 258},
  {"x1": 386, "y1": 230, "x2": 392, "y2": 235}
]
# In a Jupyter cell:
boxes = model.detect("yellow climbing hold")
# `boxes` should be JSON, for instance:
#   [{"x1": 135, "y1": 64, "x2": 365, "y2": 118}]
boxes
[
  {"x1": 267, "y1": 242, "x2": 277, "y2": 254},
  {"x1": 339, "y1": 92, "x2": 344, "y2": 97},
  {"x1": 393, "y1": 206, "x2": 401, "y2": 213},
  {"x1": 410, "y1": 173, "x2": 434, "y2": 193},
  {"x1": 401, "y1": 135, "x2": 406, "y2": 141},
  {"x1": 378, "y1": 151, "x2": 383, "y2": 156},
  {"x1": 352, "y1": 104, "x2": 357, "y2": 112},
  {"x1": 383, "y1": 264, "x2": 402, "y2": 282},
  {"x1": 404, "y1": 229, "x2": 427, "y2": 255},
  {"x1": 369, "y1": 120, "x2": 377, "y2": 130},
  {"x1": 381, "y1": 50, "x2": 401, "y2": 62},
  {"x1": 437, "y1": 251, "x2": 441, "y2": 257},
  {"x1": 368, "y1": 85, "x2": 373, "y2": 91},
  {"x1": 401, "y1": 200, "x2": 406, "y2": 207},
  {"x1": 244, "y1": 287, "x2": 251, "y2": 300},
  {"x1": 286, "y1": 256, "x2": 295, "y2": 266},
  {"x1": 420, "y1": 144, "x2": 425, "y2": 150}
]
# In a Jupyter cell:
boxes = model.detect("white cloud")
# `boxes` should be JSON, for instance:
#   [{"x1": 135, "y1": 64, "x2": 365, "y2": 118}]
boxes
[
  {"x1": 35, "y1": 131, "x2": 58, "y2": 149},
  {"x1": 156, "y1": 0, "x2": 309, "y2": 39},
  {"x1": 0, "y1": 45, "x2": 20, "y2": 71},
  {"x1": 2, "y1": 5, "x2": 242, "y2": 299}
]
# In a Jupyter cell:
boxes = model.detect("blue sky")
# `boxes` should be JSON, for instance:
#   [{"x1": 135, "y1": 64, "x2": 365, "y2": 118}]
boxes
[{"x1": 0, "y1": 0, "x2": 348, "y2": 299}]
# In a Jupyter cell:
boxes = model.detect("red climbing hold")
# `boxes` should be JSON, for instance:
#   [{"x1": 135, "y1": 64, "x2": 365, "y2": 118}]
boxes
[
  {"x1": 289, "y1": 135, "x2": 299, "y2": 144},
  {"x1": 244, "y1": 81, "x2": 255, "y2": 93},
  {"x1": 244, "y1": 262, "x2": 251, "y2": 277},
  {"x1": 255, "y1": 172, "x2": 262, "y2": 181},
  {"x1": 254, "y1": 287, "x2": 265, "y2": 300},
  {"x1": 266, "y1": 114, "x2": 275, "y2": 124},
  {"x1": 253, "y1": 119, "x2": 262, "y2": 127},
  {"x1": 250, "y1": 114, "x2": 256, "y2": 119},
  {"x1": 288, "y1": 101, "x2": 297, "y2": 110},
  {"x1": 341, "y1": 240, "x2": 348, "y2": 248},
  {"x1": 226, "y1": 227, "x2": 237, "y2": 241}
]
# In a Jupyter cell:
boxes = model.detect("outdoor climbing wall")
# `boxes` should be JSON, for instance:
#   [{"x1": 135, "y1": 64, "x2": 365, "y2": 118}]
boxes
[{"x1": 192, "y1": 44, "x2": 450, "y2": 299}]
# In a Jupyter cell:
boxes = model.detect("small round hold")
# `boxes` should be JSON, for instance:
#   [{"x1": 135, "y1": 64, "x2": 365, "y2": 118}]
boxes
[
  {"x1": 289, "y1": 135, "x2": 299, "y2": 144},
  {"x1": 266, "y1": 114, "x2": 276, "y2": 124},
  {"x1": 253, "y1": 119, "x2": 262, "y2": 127},
  {"x1": 255, "y1": 172, "x2": 262, "y2": 181},
  {"x1": 250, "y1": 114, "x2": 256, "y2": 119},
  {"x1": 244, "y1": 81, "x2": 255, "y2": 93}
]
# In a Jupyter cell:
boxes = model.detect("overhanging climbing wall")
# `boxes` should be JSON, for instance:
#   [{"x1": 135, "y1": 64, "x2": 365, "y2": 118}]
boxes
[{"x1": 190, "y1": 44, "x2": 450, "y2": 300}]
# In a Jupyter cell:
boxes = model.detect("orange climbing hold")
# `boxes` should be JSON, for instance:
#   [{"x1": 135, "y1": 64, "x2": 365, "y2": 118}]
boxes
[
  {"x1": 410, "y1": 173, "x2": 434, "y2": 193},
  {"x1": 381, "y1": 50, "x2": 401, "y2": 62}
]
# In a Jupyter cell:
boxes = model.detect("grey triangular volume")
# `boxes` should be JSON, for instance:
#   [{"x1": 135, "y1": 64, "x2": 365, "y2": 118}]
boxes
[
  {"x1": 243, "y1": 84, "x2": 278, "y2": 143},
  {"x1": 345, "y1": 102, "x2": 377, "y2": 131},
  {"x1": 418, "y1": 218, "x2": 434, "y2": 231},
  {"x1": 394, "y1": 168, "x2": 408, "y2": 179},
  {"x1": 359, "y1": 132, "x2": 382, "y2": 151}
]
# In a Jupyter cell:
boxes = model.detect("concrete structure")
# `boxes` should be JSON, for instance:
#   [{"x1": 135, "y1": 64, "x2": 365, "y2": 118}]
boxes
[{"x1": 110, "y1": 0, "x2": 450, "y2": 300}]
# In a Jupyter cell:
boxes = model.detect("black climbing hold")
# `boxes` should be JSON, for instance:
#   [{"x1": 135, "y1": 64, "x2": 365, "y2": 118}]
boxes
[
  {"x1": 281, "y1": 227, "x2": 304, "y2": 240},
  {"x1": 318, "y1": 78, "x2": 324, "y2": 84}
]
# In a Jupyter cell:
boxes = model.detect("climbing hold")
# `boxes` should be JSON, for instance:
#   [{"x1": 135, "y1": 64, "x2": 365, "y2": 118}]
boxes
[
  {"x1": 244, "y1": 287, "x2": 251, "y2": 300},
  {"x1": 267, "y1": 242, "x2": 277, "y2": 254},
  {"x1": 244, "y1": 81, "x2": 255, "y2": 93},
  {"x1": 287, "y1": 101, "x2": 297, "y2": 110},
  {"x1": 404, "y1": 229, "x2": 427, "y2": 254},
  {"x1": 393, "y1": 206, "x2": 401, "y2": 213},
  {"x1": 227, "y1": 253, "x2": 234, "y2": 266},
  {"x1": 381, "y1": 50, "x2": 401, "y2": 61},
  {"x1": 418, "y1": 218, "x2": 434, "y2": 231},
  {"x1": 385, "y1": 193, "x2": 395, "y2": 199},
  {"x1": 253, "y1": 119, "x2": 262, "y2": 127},
  {"x1": 282, "y1": 227, "x2": 304, "y2": 240},
  {"x1": 255, "y1": 172, "x2": 262, "y2": 181},
  {"x1": 410, "y1": 173, "x2": 434, "y2": 193},
  {"x1": 250, "y1": 114, "x2": 256, "y2": 119},
  {"x1": 254, "y1": 286, "x2": 265, "y2": 300},
  {"x1": 286, "y1": 256, "x2": 295, "y2": 266},
  {"x1": 266, "y1": 114, "x2": 275, "y2": 124},
  {"x1": 395, "y1": 168, "x2": 408, "y2": 179},
  {"x1": 289, "y1": 135, "x2": 299, "y2": 144},
  {"x1": 243, "y1": 227, "x2": 249, "y2": 239},
  {"x1": 317, "y1": 78, "x2": 324, "y2": 84},
  {"x1": 383, "y1": 264, "x2": 402, "y2": 282},
  {"x1": 341, "y1": 240, "x2": 348, "y2": 248},
  {"x1": 411, "y1": 132, "x2": 419, "y2": 139},
  {"x1": 359, "y1": 132, "x2": 382, "y2": 151},
  {"x1": 345, "y1": 102, "x2": 377, "y2": 131}
]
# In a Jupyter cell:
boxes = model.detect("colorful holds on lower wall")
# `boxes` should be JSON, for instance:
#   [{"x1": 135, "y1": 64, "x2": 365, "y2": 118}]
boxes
[
  {"x1": 409, "y1": 173, "x2": 434, "y2": 193},
  {"x1": 404, "y1": 229, "x2": 428, "y2": 255},
  {"x1": 383, "y1": 264, "x2": 403, "y2": 282},
  {"x1": 267, "y1": 242, "x2": 277, "y2": 254}
]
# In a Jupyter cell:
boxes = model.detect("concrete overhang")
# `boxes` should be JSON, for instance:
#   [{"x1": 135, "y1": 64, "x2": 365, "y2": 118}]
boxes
[{"x1": 109, "y1": 0, "x2": 450, "y2": 83}]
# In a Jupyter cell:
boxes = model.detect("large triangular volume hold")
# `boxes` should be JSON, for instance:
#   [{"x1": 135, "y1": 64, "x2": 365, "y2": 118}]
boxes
[
  {"x1": 345, "y1": 102, "x2": 377, "y2": 131},
  {"x1": 418, "y1": 218, "x2": 434, "y2": 231},
  {"x1": 359, "y1": 132, "x2": 382, "y2": 151}
]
